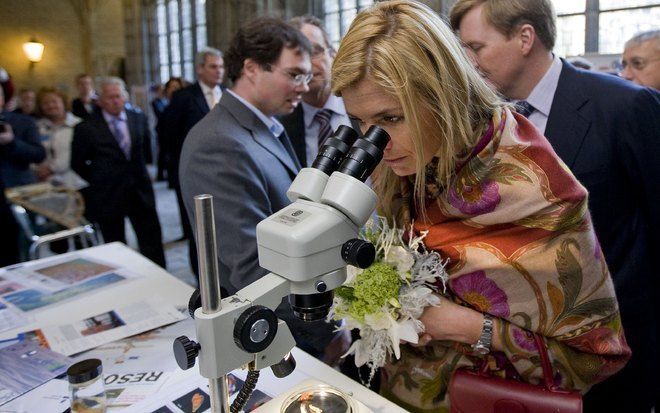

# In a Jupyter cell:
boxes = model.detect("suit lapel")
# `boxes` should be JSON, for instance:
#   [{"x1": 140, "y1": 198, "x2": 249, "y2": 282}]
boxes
[
  {"x1": 545, "y1": 61, "x2": 591, "y2": 169},
  {"x1": 220, "y1": 93, "x2": 300, "y2": 176},
  {"x1": 126, "y1": 111, "x2": 139, "y2": 160},
  {"x1": 193, "y1": 83, "x2": 210, "y2": 115},
  {"x1": 94, "y1": 113, "x2": 131, "y2": 160},
  {"x1": 282, "y1": 105, "x2": 307, "y2": 166}
]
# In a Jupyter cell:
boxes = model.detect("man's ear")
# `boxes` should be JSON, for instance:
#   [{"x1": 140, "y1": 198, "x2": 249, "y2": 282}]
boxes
[
  {"x1": 518, "y1": 24, "x2": 536, "y2": 56},
  {"x1": 242, "y1": 58, "x2": 259, "y2": 82}
]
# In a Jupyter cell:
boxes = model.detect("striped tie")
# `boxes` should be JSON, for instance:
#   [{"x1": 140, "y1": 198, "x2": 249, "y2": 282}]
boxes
[
  {"x1": 314, "y1": 109, "x2": 333, "y2": 148},
  {"x1": 516, "y1": 101, "x2": 535, "y2": 118},
  {"x1": 111, "y1": 117, "x2": 131, "y2": 159}
]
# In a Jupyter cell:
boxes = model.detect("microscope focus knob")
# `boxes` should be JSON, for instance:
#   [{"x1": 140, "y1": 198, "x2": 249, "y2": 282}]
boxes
[
  {"x1": 342, "y1": 238, "x2": 376, "y2": 269},
  {"x1": 173, "y1": 336, "x2": 200, "y2": 370},
  {"x1": 234, "y1": 305, "x2": 278, "y2": 353},
  {"x1": 187, "y1": 289, "x2": 202, "y2": 319}
]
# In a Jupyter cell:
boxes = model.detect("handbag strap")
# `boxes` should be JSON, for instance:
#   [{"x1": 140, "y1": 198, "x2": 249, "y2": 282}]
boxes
[
  {"x1": 533, "y1": 333, "x2": 556, "y2": 391},
  {"x1": 476, "y1": 333, "x2": 556, "y2": 391}
]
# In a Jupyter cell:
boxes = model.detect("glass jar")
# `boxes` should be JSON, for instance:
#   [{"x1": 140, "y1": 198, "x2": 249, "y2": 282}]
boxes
[
  {"x1": 67, "y1": 358, "x2": 107, "y2": 413},
  {"x1": 280, "y1": 384, "x2": 356, "y2": 413}
]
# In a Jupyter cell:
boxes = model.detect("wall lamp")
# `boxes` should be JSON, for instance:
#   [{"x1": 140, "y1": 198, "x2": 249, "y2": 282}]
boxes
[{"x1": 23, "y1": 38, "x2": 45, "y2": 67}]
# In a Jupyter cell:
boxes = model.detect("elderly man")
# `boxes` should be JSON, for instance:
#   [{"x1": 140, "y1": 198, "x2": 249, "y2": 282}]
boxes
[
  {"x1": 71, "y1": 77, "x2": 165, "y2": 267},
  {"x1": 621, "y1": 29, "x2": 660, "y2": 90},
  {"x1": 450, "y1": 1, "x2": 660, "y2": 412},
  {"x1": 159, "y1": 47, "x2": 224, "y2": 275}
]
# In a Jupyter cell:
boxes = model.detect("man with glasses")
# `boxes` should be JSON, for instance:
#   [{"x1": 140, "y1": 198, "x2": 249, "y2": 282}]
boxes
[
  {"x1": 180, "y1": 17, "x2": 347, "y2": 364},
  {"x1": 621, "y1": 30, "x2": 660, "y2": 90},
  {"x1": 282, "y1": 16, "x2": 359, "y2": 167},
  {"x1": 450, "y1": 1, "x2": 660, "y2": 412}
]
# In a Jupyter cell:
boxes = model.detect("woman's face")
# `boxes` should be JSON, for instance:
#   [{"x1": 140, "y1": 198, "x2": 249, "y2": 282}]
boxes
[
  {"x1": 342, "y1": 78, "x2": 435, "y2": 176},
  {"x1": 40, "y1": 93, "x2": 65, "y2": 121}
]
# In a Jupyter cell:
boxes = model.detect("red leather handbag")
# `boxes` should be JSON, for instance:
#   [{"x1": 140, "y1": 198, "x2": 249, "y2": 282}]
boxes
[{"x1": 449, "y1": 334, "x2": 582, "y2": 413}]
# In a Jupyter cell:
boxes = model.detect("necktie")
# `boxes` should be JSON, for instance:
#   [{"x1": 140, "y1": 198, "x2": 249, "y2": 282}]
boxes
[
  {"x1": 516, "y1": 101, "x2": 535, "y2": 118},
  {"x1": 111, "y1": 117, "x2": 131, "y2": 159},
  {"x1": 314, "y1": 109, "x2": 333, "y2": 148},
  {"x1": 207, "y1": 90, "x2": 218, "y2": 108}
]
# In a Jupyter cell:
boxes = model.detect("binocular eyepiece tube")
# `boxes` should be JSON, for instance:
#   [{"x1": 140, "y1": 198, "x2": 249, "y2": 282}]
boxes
[{"x1": 291, "y1": 124, "x2": 390, "y2": 322}]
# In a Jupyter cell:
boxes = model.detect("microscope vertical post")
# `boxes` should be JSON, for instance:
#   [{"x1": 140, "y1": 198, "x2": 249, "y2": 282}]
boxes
[{"x1": 194, "y1": 194, "x2": 230, "y2": 413}]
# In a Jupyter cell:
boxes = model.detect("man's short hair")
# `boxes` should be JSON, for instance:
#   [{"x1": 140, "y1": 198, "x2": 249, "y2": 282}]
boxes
[
  {"x1": 195, "y1": 47, "x2": 223, "y2": 67},
  {"x1": 75, "y1": 73, "x2": 92, "y2": 82},
  {"x1": 450, "y1": 0, "x2": 556, "y2": 51},
  {"x1": 224, "y1": 16, "x2": 312, "y2": 83},
  {"x1": 288, "y1": 15, "x2": 333, "y2": 50},
  {"x1": 625, "y1": 29, "x2": 660, "y2": 49}
]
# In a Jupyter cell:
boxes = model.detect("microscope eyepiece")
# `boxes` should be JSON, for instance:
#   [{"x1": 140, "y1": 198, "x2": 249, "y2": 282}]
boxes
[
  {"x1": 336, "y1": 125, "x2": 390, "y2": 182},
  {"x1": 311, "y1": 125, "x2": 359, "y2": 176}
]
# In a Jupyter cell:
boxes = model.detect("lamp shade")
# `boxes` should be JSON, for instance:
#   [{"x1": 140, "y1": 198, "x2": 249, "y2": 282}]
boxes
[{"x1": 23, "y1": 39, "x2": 44, "y2": 63}]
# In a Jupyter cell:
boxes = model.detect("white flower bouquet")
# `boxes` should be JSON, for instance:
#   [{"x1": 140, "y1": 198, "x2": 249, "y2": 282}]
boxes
[{"x1": 329, "y1": 218, "x2": 448, "y2": 384}]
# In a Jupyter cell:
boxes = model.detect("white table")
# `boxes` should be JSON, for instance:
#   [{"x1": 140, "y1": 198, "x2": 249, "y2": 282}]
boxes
[
  {"x1": 0, "y1": 242, "x2": 195, "y2": 341},
  {"x1": 1, "y1": 243, "x2": 406, "y2": 412}
]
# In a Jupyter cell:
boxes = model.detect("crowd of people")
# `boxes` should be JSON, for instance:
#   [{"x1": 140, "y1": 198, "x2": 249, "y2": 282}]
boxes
[{"x1": 1, "y1": 1, "x2": 659, "y2": 411}]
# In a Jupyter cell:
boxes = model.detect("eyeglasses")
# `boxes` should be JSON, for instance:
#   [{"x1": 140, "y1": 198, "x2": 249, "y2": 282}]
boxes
[
  {"x1": 265, "y1": 64, "x2": 313, "y2": 86},
  {"x1": 620, "y1": 56, "x2": 660, "y2": 71},
  {"x1": 311, "y1": 44, "x2": 328, "y2": 58}
]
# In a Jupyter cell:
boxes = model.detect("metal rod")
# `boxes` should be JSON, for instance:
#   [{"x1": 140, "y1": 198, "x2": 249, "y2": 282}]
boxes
[
  {"x1": 194, "y1": 194, "x2": 222, "y2": 313},
  {"x1": 193, "y1": 194, "x2": 230, "y2": 413}
]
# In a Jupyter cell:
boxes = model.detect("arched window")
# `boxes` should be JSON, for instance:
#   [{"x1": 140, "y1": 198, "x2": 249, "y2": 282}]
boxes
[
  {"x1": 320, "y1": 0, "x2": 374, "y2": 50},
  {"x1": 156, "y1": 0, "x2": 207, "y2": 83},
  {"x1": 553, "y1": 0, "x2": 660, "y2": 57}
]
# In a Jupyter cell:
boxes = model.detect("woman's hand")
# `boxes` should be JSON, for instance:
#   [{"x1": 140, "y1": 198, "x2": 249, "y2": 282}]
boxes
[{"x1": 413, "y1": 295, "x2": 501, "y2": 351}]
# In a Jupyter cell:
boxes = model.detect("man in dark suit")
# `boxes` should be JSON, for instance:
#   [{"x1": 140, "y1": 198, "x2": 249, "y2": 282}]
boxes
[
  {"x1": 281, "y1": 16, "x2": 357, "y2": 167},
  {"x1": 0, "y1": 86, "x2": 45, "y2": 189},
  {"x1": 158, "y1": 47, "x2": 224, "y2": 275},
  {"x1": 180, "y1": 17, "x2": 346, "y2": 365},
  {"x1": 451, "y1": 1, "x2": 660, "y2": 411},
  {"x1": 71, "y1": 77, "x2": 166, "y2": 268},
  {"x1": 0, "y1": 84, "x2": 46, "y2": 266},
  {"x1": 71, "y1": 74, "x2": 99, "y2": 120}
]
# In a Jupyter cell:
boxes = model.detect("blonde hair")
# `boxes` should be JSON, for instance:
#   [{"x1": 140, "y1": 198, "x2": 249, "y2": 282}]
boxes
[{"x1": 332, "y1": 0, "x2": 504, "y2": 220}]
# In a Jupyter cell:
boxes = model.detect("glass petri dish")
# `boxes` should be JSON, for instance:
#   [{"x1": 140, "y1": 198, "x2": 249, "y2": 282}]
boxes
[{"x1": 281, "y1": 383, "x2": 356, "y2": 413}]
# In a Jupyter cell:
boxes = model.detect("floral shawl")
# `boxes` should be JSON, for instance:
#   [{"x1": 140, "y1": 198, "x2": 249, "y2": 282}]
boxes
[{"x1": 380, "y1": 108, "x2": 630, "y2": 412}]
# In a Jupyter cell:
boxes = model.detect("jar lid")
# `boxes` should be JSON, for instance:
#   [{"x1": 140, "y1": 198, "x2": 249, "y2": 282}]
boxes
[{"x1": 67, "y1": 359, "x2": 103, "y2": 384}]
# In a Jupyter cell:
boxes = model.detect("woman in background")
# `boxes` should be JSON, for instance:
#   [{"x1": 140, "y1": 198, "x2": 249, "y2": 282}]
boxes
[
  {"x1": 35, "y1": 87, "x2": 86, "y2": 189},
  {"x1": 332, "y1": 1, "x2": 630, "y2": 411}
]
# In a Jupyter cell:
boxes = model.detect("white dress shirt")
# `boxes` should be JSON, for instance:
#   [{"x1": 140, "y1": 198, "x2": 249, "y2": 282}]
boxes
[
  {"x1": 199, "y1": 81, "x2": 222, "y2": 110},
  {"x1": 516, "y1": 54, "x2": 563, "y2": 134}
]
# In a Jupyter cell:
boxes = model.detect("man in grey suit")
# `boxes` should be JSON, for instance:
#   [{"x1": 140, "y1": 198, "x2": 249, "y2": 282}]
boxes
[{"x1": 179, "y1": 17, "x2": 347, "y2": 365}]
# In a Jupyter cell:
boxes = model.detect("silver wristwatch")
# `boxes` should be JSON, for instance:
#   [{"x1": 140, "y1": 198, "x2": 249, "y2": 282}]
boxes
[{"x1": 472, "y1": 314, "x2": 494, "y2": 355}]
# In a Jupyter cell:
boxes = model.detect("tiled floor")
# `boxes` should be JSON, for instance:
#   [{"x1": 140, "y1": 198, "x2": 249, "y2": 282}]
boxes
[{"x1": 124, "y1": 172, "x2": 197, "y2": 287}]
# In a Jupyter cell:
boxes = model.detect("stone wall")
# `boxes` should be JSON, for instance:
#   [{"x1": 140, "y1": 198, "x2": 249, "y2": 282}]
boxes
[{"x1": 0, "y1": 0, "x2": 125, "y2": 98}]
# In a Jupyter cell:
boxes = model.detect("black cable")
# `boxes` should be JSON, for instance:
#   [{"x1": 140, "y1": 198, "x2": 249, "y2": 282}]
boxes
[{"x1": 230, "y1": 367, "x2": 260, "y2": 413}]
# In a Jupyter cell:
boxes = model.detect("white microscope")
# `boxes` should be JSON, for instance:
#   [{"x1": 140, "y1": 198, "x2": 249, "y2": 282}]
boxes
[{"x1": 173, "y1": 125, "x2": 390, "y2": 412}]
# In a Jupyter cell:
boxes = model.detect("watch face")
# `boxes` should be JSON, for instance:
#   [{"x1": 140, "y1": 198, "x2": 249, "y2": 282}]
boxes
[{"x1": 474, "y1": 344, "x2": 490, "y2": 355}]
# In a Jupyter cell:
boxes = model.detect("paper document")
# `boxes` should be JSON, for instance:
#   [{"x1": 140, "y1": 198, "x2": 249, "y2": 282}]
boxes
[
  {"x1": 0, "y1": 341, "x2": 71, "y2": 406},
  {"x1": 36, "y1": 299, "x2": 186, "y2": 356}
]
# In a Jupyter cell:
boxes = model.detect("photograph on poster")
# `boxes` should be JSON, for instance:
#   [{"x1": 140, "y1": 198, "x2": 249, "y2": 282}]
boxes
[
  {"x1": 3, "y1": 273, "x2": 126, "y2": 312},
  {"x1": 0, "y1": 283, "x2": 24, "y2": 296},
  {"x1": 78, "y1": 310, "x2": 126, "y2": 336},
  {"x1": 34, "y1": 258, "x2": 116, "y2": 284},
  {"x1": 173, "y1": 388, "x2": 210, "y2": 413}
]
